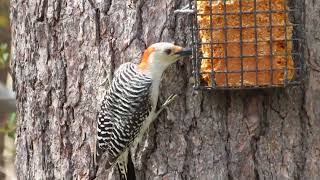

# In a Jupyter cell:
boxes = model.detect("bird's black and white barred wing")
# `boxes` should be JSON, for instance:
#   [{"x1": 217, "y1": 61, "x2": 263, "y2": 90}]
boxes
[{"x1": 97, "y1": 62, "x2": 152, "y2": 164}]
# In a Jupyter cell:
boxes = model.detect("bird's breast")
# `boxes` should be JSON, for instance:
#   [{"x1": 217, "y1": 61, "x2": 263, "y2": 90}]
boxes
[{"x1": 150, "y1": 79, "x2": 161, "y2": 111}]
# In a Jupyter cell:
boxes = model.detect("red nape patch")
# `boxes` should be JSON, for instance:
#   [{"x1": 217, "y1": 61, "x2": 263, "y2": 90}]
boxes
[{"x1": 138, "y1": 47, "x2": 155, "y2": 71}]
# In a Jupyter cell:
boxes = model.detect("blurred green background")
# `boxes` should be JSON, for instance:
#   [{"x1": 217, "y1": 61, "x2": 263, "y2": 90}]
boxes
[
  {"x1": 0, "y1": 0, "x2": 10, "y2": 43},
  {"x1": 0, "y1": 0, "x2": 16, "y2": 179}
]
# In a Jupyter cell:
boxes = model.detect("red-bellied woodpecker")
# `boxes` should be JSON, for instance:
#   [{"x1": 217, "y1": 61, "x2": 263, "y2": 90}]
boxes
[{"x1": 96, "y1": 42, "x2": 191, "y2": 179}]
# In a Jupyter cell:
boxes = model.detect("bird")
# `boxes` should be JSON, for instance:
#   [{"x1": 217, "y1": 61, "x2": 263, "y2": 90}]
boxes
[{"x1": 96, "y1": 42, "x2": 192, "y2": 179}]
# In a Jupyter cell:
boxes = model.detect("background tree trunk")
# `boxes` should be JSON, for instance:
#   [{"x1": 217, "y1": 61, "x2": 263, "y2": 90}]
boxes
[{"x1": 10, "y1": 0, "x2": 320, "y2": 179}]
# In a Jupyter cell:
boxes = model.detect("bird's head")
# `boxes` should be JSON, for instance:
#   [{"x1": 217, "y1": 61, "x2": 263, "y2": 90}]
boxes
[{"x1": 137, "y1": 42, "x2": 192, "y2": 76}]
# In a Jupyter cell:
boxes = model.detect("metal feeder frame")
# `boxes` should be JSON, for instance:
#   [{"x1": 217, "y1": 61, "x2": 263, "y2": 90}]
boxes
[{"x1": 184, "y1": 0, "x2": 305, "y2": 90}]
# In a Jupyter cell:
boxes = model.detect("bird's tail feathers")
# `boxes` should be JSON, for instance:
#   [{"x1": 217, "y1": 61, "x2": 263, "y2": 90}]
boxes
[{"x1": 117, "y1": 150, "x2": 136, "y2": 180}]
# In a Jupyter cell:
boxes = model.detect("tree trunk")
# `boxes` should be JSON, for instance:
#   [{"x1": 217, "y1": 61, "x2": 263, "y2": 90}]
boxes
[{"x1": 10, "y1": 0, "x2": 320, "y2": 179}]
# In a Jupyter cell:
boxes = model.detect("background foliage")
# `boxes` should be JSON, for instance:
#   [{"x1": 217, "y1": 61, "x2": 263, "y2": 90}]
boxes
[{"x1": 0, "y1": 0, "x2": 16, "y2": 179}]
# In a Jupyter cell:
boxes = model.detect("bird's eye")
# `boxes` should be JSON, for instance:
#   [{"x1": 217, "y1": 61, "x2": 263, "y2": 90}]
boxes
[{"x1": 164, "y1": 49, "x2": 172, "y2": 55}]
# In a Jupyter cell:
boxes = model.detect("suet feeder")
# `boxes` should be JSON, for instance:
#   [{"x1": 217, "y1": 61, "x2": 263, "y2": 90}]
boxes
[{"x1": 190, "y1": 0, "x2": 304, "y2": 90}]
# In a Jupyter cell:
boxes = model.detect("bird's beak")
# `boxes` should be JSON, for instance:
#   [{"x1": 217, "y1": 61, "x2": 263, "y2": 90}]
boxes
[{"x1": 175, "y1": 48, "x2": 192, "y2": 57}]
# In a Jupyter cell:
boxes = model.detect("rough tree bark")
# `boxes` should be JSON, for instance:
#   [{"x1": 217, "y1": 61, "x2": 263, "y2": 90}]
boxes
[{"x1": 10, "y1": 0, "x2": 320, "y2": 179}]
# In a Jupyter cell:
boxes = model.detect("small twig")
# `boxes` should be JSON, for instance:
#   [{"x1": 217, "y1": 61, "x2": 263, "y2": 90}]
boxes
[
  {"x1": 174, "y1": 9, "x2": 195, "y2": 14},
  {"x1": 174, "y1": 4, "x2": 195, "y2": 14}
]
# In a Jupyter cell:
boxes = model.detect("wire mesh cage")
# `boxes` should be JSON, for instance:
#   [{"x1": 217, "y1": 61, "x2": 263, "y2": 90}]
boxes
[{"x1": 191, "y1": 0, "x2": 305, "y2": 90}]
